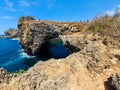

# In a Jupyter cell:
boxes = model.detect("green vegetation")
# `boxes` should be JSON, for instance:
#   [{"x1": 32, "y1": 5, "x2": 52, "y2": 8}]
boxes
[
  {"x1": 85, "y1": 10, "x2": 120, "y2": 39},
  {"x1": 65, "y1": 9, "x2": 120, "y2": 40},
  {"x1": 17, "y1": 9, "x2": 120, "y2": 40},
  {"x1": 18, "y1": 16, "x2": 35, "y2": 24},
  {"x1": 16, "y1": 70, "x2": 26, "y2": 74}
]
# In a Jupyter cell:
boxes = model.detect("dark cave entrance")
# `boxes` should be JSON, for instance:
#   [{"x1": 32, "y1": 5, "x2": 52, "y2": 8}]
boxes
[{"x1": 37, "y1": 38, "x2": 70, "y2": 59}]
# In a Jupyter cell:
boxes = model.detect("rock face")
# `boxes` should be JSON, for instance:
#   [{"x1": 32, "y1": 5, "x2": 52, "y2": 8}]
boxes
[
  {"x1": 60, "y1": 35, "x2": 83, "y2": 53},
  {"x1": 0, "y1": 68, "x2": 18, "y2": 84},
  {"x1": 18, "y1": 21, "x2": 59, "y2": 56},
  {"x1": 0, "y1": 34, "x2": 120, "y2": 90},
  {"x1": 18, "y1": 20, "x2": 82, "y2": 56},
  {"x1": 4, "y1": 29, "x2": 18, "y2": 38},
  {"x1": 1, "y1": 20, "x2": 120, "y2": 90},
  {"x1": 107, "y1": 74, "x2": 120, "y2": 90}
]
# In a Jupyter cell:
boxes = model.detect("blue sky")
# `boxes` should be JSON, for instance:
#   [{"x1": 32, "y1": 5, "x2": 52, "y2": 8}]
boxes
[{"x1": 0, "y1": 0, "x2": 120, "y2": 34}]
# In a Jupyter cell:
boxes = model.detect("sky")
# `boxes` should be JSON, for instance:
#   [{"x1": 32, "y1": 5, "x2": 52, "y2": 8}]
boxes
[{"x1": 0, "y1": 0, "x2": 120, "y2": 35}]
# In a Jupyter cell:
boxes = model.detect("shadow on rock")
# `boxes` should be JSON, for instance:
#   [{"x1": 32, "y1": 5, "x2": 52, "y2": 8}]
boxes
[
  {"x1": 64, "y1": 41, "x2": 81, "y2": 54},
  {"x1": 104, "y1": 74, "x2": 120, "y2": 90}
]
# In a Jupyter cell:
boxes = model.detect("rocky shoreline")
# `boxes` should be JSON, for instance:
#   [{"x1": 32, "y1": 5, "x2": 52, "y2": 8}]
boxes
[{"x1": 0, "y1": 20, "x2": 120, "y2": 90}]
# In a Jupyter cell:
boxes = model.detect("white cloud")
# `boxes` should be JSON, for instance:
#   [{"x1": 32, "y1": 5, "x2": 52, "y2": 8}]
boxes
[
  {"x1": 2, "y1": 16, "x2": 12, "y2": 19},
  {"x1": 105, "y1": 10, "x2": 115, "y2": 16},
  {"x1": 105, "y1": 4, "x2": 120, "y2": 16},
  {"x1": 5, "y1": 0, "x2": 16, "y2": 12},
  {"x1": 117, "y1": 4, "x2": 120, "y2": 8},
  {"x1": 19, "y1": 0, "x2": 30, "y2": 7}
]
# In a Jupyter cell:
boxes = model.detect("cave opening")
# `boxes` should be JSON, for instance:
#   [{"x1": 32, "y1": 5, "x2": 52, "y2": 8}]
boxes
[{"x1": 37, "y1": 38, "x2": 70, "y2": 59}]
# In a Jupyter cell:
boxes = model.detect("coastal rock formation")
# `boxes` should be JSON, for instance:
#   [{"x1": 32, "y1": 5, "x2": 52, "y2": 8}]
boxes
[
  {"x1": 4, "y1": 29, "x2": 18, "y2": 38},
  {"x1": 18, "y1": 21, "x2": 59, "y2": 56},
  {"x1": 18, "y1": 20, "x2": 82, "y2": 56},
  {"x1": 59, "y1": 35, "x2": 83, "y2": 53},
  {"x1": 0, "y1": 34, "x2": 120, "y2": 90},
  {"x1": 1, "y1": 13, "x2": 120, "y2": 90}
]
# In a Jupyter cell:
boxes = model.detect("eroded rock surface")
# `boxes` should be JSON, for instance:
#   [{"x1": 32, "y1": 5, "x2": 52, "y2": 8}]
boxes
[
  {"x1": 18, "y1": 21, "x2": 58, "y2": 55},
  {"x1": 0, "y1": 68, "x2": 18, "y2": 84},
  {"x1": 4, "y1": 29, "x2": 18, "y2": 38},
  {"x1": 18, "y1": 20, "x2": 82, "y2": 56},
  {"x1": 0, "y1": 34, "x2": 120, "y2": 90},
  {"x1": 105, "y1": 74, "x2": 120, "y2": 90},
  {"x1": 110, "y1": 74, "x2": 120, "y2": 90}
]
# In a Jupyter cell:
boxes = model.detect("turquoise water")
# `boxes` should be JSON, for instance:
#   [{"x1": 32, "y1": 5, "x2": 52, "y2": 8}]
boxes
[
  {"x1": 0, "y1": 38, "x2": 69, "y2": 72},
  {"x1": 48, "y1": 38, "x2": 69, "y2": 58}
]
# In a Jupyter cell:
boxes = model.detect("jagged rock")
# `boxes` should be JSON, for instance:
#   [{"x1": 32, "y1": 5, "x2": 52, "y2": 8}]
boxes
[
  {"x1": 4, "y1": 29, "x2": 18, "y2": 38},
  {"x1": 0, "y1": 34, "x2": 120, "y2": 90},
  {"x1": 0, "y1": 68, "x2": 17, "y2": 84},
  {"x1": 106, "y1": 74, "x2": 120, "y2": 90},
  {"x1": 1, "y1": 18, "x2": 120, "y2": 90},
  {"x1": 60, "y1": 34, "x2": 120, "y2": 74},
  {"x1": 59, "y1": 35, "x2": 83, "y2": 53},
  {"x1": 18, "y1": 20, "x2": 84, "y2": 56},
  {"x1": 18, "y1": 21, "x2": 59, "y2": 56}
]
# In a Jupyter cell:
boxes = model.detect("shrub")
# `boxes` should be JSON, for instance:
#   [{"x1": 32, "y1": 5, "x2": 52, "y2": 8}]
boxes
[
  {"x1": 18, "y1": 16, "x2": 35, "y2": 23},
  {"x1": 16, "y1": 70, "x2": 26, "y2": 74}
]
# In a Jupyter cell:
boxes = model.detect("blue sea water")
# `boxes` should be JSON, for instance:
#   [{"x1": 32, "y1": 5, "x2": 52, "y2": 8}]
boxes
[
  {"x1": 0, "y1": 38, "x2": 38, "y2": 72},
  {"x1": 0, "y1": 38, "x2": 69, "y2": 72},
  {"x1": 48, "y1": 38, "x2": 69, "y2": 58}
]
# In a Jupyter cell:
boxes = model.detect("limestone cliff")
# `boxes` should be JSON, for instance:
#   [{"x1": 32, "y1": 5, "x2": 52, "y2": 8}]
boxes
[
  {"x1": 0, "y1": 33, "x2": 120, "y2": 90},
  {"x1": 1, "y1": 19, "x2": 120, "y2": 90},
  {"x1": 18, "y1": 21, "x2": 69, "y2": 56},
  {"x1": 18, "y1": 20, "x2": 82, "y2": 56},
  {"x1": 4, "y1": 29, "x2": 18, "y2": 38}
]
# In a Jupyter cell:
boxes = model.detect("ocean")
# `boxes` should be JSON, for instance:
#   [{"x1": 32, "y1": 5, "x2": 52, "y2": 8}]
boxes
[{"x1": 0, "y1": 38, "x2": 69, "y2": 72}]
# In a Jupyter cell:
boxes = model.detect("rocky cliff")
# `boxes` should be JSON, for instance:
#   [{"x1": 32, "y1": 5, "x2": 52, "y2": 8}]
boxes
[
  {"x1": 18, "y1": 20, "x2": 81, "y2": 56},
  {"x1": 4, "y1": 29, "x2": 18, "y2": 38},
  {"x1": 0, "y1": 20, "x2": 120, "y2": 90},
  {"x1": 0, "y1": 33, "x2": 120, "y2": 90}
]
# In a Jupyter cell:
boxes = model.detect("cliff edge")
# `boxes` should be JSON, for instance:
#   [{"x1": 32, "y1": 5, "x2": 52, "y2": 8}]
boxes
[
  {"x1": 0, "y1": 34, "x2": 120, "y2": 90},
  {"x1": 0, "y1": 20, "x2": 120, "y2": 90}
]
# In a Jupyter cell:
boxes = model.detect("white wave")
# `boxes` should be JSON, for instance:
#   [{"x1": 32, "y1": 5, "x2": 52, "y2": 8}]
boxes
[
  {"x1": 2, "y1": 50, "x2": 36, "y2": 67},
  {"x1": 12, "y1": 38, "x2": 19, "y2": 40},
  {"x1": 17, "y1": 48, "x2": 34, "y2": 58},
  {"x1": 20, "y1": 51, "x2": 36, "y2": 58}
]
